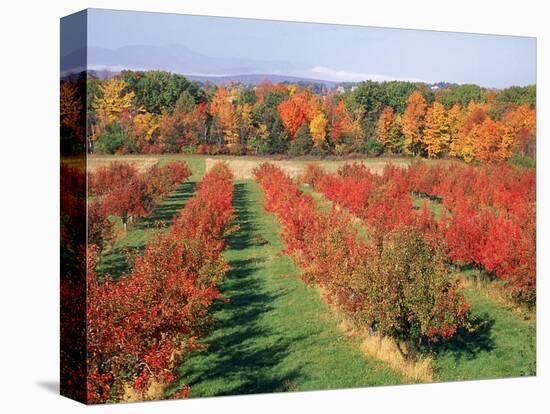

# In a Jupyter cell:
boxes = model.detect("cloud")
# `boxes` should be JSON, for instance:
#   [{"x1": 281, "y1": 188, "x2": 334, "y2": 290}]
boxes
[{"x1": 302, "y1": 66, "x2": 431, "y2": 83}]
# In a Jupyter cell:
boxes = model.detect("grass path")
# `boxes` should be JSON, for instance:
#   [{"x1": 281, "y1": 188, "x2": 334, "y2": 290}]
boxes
[{"x1": 174, "y1": 180, "x2": 403, "y2": 397}]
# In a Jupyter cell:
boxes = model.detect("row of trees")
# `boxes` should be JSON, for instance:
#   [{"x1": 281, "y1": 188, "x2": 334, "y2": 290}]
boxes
[
  {"x1": 88, "y1": 161, "x2": 191, "y2": 252},
  {"x1": 407, "y1": 162, "x2": 536, "y2": 303},
  {"x1": 303, "y1": 161, "x2": 536, "y2": 304},
  {"x1": 61, "y1": 161, "x2": 238, "y2": 402},
  {"x1": 86, "y1": 162, "x2": 237, "y2": 403},
  {"x1": 255, "y1": 163, "x2": 470, "y2": 358},
  {"x1": 61, "y1": 70, "x2": 535, "y2": 163},
  {"x1": 376, "y1": 92, "x2": 536, "y2": 162}
]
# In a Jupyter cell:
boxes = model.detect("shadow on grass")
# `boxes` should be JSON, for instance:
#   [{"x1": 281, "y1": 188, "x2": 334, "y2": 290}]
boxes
[
  {"x1": 226, "y1": 182, "x2": 257, "y2": 251},
  {"x1": 174, "y1": 181, "x2": 303, "y2": 396},
  {"x1": 140, "y1": 181, "x2": 197, "y2": 228},
  {"x1": 429, "y1": 313, "x2": 496, "y2": 362},
  {"x1": 97, "y1": 181, "x2": 197, "y2": 279}
]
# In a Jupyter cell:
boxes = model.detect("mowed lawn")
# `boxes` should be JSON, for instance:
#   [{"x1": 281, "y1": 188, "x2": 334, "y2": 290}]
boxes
[{"x1": 95, "y1": 154, "x2": 536, "y2": 397}]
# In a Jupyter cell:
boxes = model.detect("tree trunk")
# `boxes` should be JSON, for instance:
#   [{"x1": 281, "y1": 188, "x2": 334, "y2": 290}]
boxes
[
  {"x1": 395, "y1": 341, "x2": 408, "y2": 360},
  {"x1": 477, "y1": 266, "x2": 483, "y2": 289}
]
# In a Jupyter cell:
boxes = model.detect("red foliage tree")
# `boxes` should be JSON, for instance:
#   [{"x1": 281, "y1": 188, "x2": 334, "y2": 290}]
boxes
[{"x1": 86, "y1": 161, "x2": 236, "y2": 403}]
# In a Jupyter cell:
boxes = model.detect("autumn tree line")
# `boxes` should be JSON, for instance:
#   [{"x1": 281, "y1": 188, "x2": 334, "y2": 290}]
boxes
[{"x1": 60, "y1": 70, "x2": 535, "y2": 164}]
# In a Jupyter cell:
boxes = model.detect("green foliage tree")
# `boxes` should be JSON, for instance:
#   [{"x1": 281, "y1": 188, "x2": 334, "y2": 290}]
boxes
[
  {"x1": 350, "y1": 81, "x2": 386, "y2": 115},
  {"x1": 367, "y1": 226, "x2": 469, "y2": 355},
  {"x1": 119, "y1": 70, "x2": 205, "y2": 114},
  {"x1": 94, "y1": 122, "x2": 124, "y2": 154},
  {"x1": 288, "y1": 122, "x2": 313, "y2": 156},
  {"x1": 437, "y1": 84, "x2": 487, "y2": 109},
  {"x1": 491, "y1": 85, "x2": 537, "y2": 119},
  {"x1": 266, "y1": 117, "x2": 289, "y2": 154},
  {"x1": 496, "y1": 85, "x2": 536, "y2": 108},
  {"x1": 383, "y1": 81, "x2": 419, "y2": 113}
]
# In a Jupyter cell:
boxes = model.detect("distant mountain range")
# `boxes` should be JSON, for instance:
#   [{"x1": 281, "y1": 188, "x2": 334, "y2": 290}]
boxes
[
  {"x1": 78, "y1": 69, "x2": 340, "y2": 88},
  {"x1": 61, "y1": 43, "x2": 454, "y2": 89},
  {"x1": 62, "y1": 44, "x2": 299, "y2": 79},
  {"x1": 184, "y1": 73, "x2": 337, "y2": 87}
]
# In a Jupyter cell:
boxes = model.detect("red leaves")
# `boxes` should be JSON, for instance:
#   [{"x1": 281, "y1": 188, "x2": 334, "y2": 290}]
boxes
[
  {"x1": 444, "y1": 200, "x2": 490, "y2": 269},
  {"x1": 407, "y1": 161, "x2": 536, "y2": 303},
  {"x1": 172, "y1": 163, "x2": 237, "y2": 258},
  {"x1": 400, "y1": 160, "x2": 536, "y2": 304},
  {"x1": 101, "y1": 176, "x2": 150, "y2": 226},
  {"x1": 89, "y1": 161, "x2": 192, "y2": 237},
  {"x1": 255, "y1": 163, "x2": 469, "y2": 351},
  {"x1": 311, "y1": 163, "x2": 414, "y2": 244},
  {"x1": 86, "y1": 161, "x2": 236, "y2": 403},
  {"x1": 255, "y1": 163, "x2": 316, "y2": 254}
]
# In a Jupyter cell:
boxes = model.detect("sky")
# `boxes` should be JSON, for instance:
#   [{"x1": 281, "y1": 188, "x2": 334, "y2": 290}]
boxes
[{"x1": 75, "y1": 8, "x2": 536, "y2": 88}]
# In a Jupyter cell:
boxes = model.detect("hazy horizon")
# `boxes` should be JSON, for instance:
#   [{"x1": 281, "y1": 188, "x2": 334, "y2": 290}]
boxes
[{"x1": 63, "y1": 8, "x2": 537, "y2": 88}]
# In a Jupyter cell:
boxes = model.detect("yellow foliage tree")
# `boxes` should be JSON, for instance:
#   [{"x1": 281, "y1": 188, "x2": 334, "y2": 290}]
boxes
[
  {"x1": 211, "y1": 87, "x2": 239, "y2": 146},
  {"x1": 423, "y1": 101, "x2": 449, "y2": 158},
  {"x1": 132, "y1": 112, "x2": 160, "y2": 146},
  {"x1": 502, "y1": 104, "x2": 537, "y2": 157},
  {"x1": 257, "y1": 123, "x2": 269, "y2": 140},
  {"x1": 309, "y1": 112, "x2": 328, "y2": 147},
  {"x1": 498, "y1": 127, "x2": 515, "y2": 161},
  {"x1": 93, "y1": 78, "x2": 136, "y2": 127},
  {"x1": 350, "y1": 108, "x2": 365, "y2": 147},
  {"x1": 237, "y1": 102, "x2": 254, "y2": 142},
  {"x1": 288, "y1": 84, "x2": 298, "y2": 97},
  {"x1": 447, "y1": 103, "x2": 464, "y2": 157},
  {"x1": 388, "y1": 114, "x2": 404, "y2": 154}
]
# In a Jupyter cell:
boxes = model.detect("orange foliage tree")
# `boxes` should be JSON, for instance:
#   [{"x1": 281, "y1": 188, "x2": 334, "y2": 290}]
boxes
[
  {"x1": 502, "y1": 104, "x2": 536, "y2": 157},
  {"x1": 402, "y1": 91, "x2": 427, "y2": 156},
  {"x1": 210, "y1": 87, "x2": 239, "y2": 146},
  {"x1": 449, "y1": 101, "x2": 487, "y2": 162},
  {"x1": 277, "y1": 89, "x2": 320, "y2": 138},
  {"x1": 376, "y1": 106, "x2": 395, "y2": 151},
  {"x1": 472, "y1": 118, "x2": 506, "y2": 163},
  {"x1": 328, "y1": 100, "x2": 353, "y2": 144}
]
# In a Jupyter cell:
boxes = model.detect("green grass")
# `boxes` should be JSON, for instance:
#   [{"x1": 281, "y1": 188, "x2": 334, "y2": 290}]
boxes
[
  {"x1": 413, "y1": 194, "x2": 443, "y2": 219},
  {"x1": 433, "y1": 287, "x2": 536, "y2": 381},
  {"x1": 172, "y1": 180, "x2": 403, "y2": 397},
  {"x1": 96, "y1": 156, "x2": 205, "y2": 278}
]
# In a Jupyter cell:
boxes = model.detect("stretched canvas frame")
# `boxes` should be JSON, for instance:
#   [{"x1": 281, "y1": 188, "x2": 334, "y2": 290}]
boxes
[{"x1": 60, "y1": 9, "x2": 536, "y2": 404}]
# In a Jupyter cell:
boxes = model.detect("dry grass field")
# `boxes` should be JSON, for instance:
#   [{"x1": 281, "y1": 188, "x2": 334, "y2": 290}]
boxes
[{"x1": 204, "y1": 157, "x2": 411, "y2": 179}]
